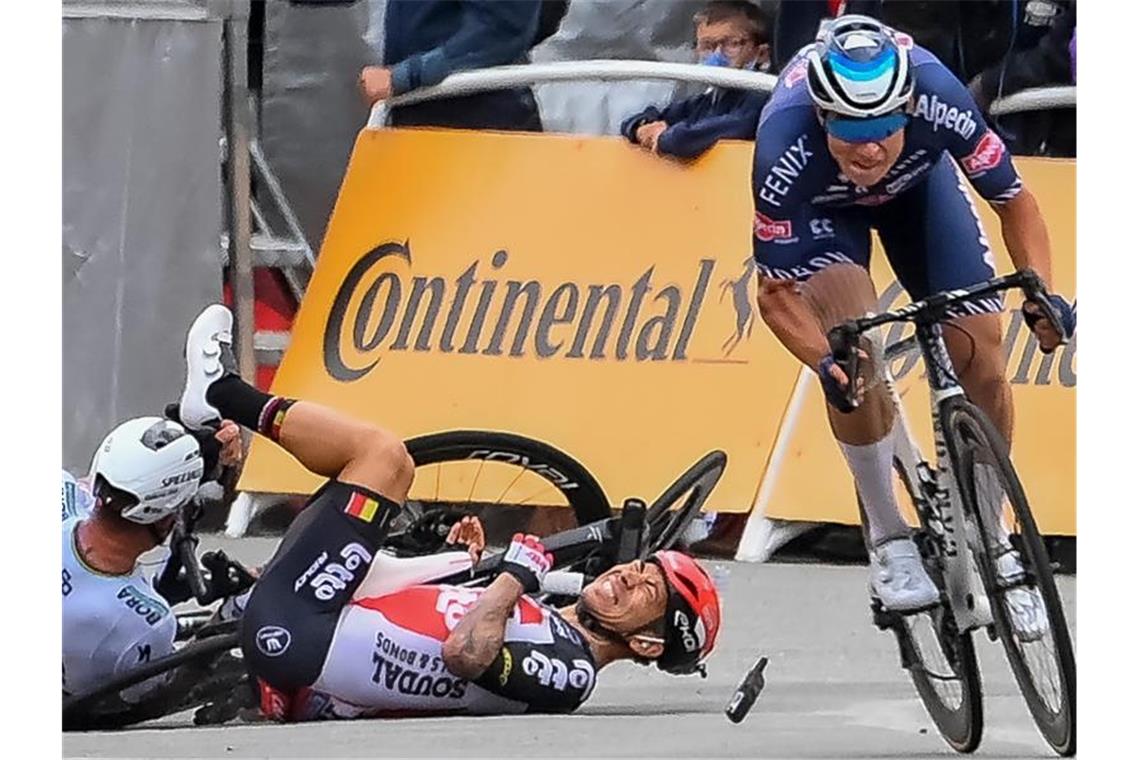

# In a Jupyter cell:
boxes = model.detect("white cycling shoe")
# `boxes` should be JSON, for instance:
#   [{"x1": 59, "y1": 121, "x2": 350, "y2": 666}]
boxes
[
  {"x1": 870, "y1": 537, "x2": 941, "y2": 613},
  {"x1": 179, "y1": 304, "x2": 234, "y2": 431},
  {"x1": 995, "y1": 549, "x2": 1049, "y2": 643}
]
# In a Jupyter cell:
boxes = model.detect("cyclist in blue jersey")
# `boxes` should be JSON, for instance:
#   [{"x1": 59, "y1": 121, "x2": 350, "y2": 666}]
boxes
[{"x1": 750, "y1": 16, "x2": 1074, "y2": 629}]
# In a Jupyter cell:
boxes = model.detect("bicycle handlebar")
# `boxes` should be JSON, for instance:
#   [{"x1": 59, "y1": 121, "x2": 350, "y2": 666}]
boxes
[
  {"x1": 173, "y1": 506, "x2": 212, "y2": 605},
  {"x1": 826, "y1": 269, "x2": 1063, "y2": 410}
]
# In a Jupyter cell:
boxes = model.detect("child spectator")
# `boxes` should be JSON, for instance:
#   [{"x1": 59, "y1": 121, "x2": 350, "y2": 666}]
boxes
[{"x1": 620, "y1": 1, "x2": 772, "y2": 160}]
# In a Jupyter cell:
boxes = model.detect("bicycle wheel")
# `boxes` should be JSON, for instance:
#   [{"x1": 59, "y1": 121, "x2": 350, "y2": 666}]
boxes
[
  {"x1": 862, "y1": 462, "x2": 984, "y2": 754},
  {"x1": 944, "y1": 401, "x2": 1076, "y2": 757},
  {"x1": 405, "y1": 430, "x2": 611, "y2": 528},
  {"x1": 63, "y1": 631, "x2": 241, "y2": 730},
  {"x1": 641, "y1": 451, "x2": 727, "y2": 557}
]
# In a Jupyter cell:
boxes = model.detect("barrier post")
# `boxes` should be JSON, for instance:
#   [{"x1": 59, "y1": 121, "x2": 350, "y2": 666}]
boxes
[
  {"x1": 736, "y1": 366, "x2": 819, "y2": 562},
  {"x1": 224, "y1": 0, "x2": 256, "y2": 383}
]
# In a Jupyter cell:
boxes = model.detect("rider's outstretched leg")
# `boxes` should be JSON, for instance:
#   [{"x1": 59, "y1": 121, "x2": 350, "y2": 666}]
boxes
[
  {"x1": 179, "y1": 304, "x2": 413, "y2": 692},
  {"x1": 797, "y1": 265, "x2": 938, "y2": 611}
]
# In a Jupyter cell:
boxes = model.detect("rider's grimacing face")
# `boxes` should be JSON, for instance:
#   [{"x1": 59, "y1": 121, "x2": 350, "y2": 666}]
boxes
[
  {"x1": 579, "y1": 560, "x2": 668, "y2": 634},
  {"x1": 826, "y1": 128, "x2": 906, "y2": 188}
]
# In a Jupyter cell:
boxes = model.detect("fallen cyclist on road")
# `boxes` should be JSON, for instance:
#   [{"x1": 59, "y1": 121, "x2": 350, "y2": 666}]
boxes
[
  {"x1": 61, "y1": 412, "x2": 489, "y2": 728},
  {"x1": 62, "y1": 413, "x2": 245, "y2": 721},
  {"x1": 170, "y1": 304, "x2": 723, "y2": 721}
]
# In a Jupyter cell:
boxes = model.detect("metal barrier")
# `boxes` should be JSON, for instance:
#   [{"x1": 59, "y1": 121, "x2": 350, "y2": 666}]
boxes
[
  {"x1": 368, "y1": 60, "x2": 778, "y2": 128},
  {"x1": 368, "y1": 59, "x2": 1073, "y2": 126},
  {"x1": 989, "y1": 85, "x2": 1076, "y2": 117}
]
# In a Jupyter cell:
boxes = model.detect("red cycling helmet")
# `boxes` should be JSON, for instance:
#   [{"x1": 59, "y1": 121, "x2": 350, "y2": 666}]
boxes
[{"x1": 650, "y1": 550, "x2": 722, "y2": 675}]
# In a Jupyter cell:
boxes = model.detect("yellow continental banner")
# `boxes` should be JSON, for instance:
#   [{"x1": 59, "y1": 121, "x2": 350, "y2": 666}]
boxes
[
  {"x1": 762, "y1": 159, "x2": 1075, "y2": 535},
  {"x1": 239, "y1": 129, "x2": 804, "y2": 511},
  {"x1": 239, "y1": 129, "x2": 1074, "y2": 534}
]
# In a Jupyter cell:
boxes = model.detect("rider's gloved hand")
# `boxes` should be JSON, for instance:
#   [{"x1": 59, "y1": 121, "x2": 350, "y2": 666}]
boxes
[
  {"x1": 1022, "y1": 294, "x2": 1075, "y2": 354},
  {"x1": 818, "y1": 355, "x2": 858, "y2": 414},
  {"x1": 500, "y1": 533, "x2": 553, "y2": 594}
]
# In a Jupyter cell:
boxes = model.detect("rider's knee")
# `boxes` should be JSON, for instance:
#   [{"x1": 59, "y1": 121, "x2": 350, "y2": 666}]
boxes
[
  {"x1": 802, "y1": 264, "x2": 878, "y2": 327},
  {"x1": 354, "y1": 426, "x2": 414, "y2": 491},
  {"x1": 947, "y1": 315, "x2": 1005, "y2": 386}
]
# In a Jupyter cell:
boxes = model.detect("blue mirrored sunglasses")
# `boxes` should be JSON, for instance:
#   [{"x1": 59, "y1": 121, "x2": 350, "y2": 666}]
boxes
[{"x1": 823, "y1": 111, "x2": 909, "y2": 143}]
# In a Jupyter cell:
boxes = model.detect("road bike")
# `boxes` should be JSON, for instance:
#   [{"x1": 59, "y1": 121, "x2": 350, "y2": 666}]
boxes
[{"x1": 826, "y1": 270, "x2": 1076, "y2": 756}]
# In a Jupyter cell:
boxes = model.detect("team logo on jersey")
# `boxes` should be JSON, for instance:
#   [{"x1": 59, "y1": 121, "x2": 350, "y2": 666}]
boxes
[
  {"x1": 784, "y1": 60, "x2": 808, "y2": 88},
  {"x1": 116, "y1": 585, "x2": 169, "y2": 626},
  {"x1": 256, "y1": 625, "x2": 292, "y2": 657},
  {"x1": 809, "y1": 218, "x2": 835, "y2": 240},
  {"x1": 758, "y1": 135, "x2": 814, "y2": 208},
  {"x1": 522, "y1": 651, "x2": 596, "y2": 694},
  {"x1": 912, "y1": 94, "x2": 978, "y2": 140},
  {"x1": 753, "y1": 212, "x2": 794, "y2": 242},
  {"x1": 306, "y1": 542, "x2": 373, "y2": 602},
  {"x1": 961, "y1": 130, "x2": 1005, "y2": 176}
]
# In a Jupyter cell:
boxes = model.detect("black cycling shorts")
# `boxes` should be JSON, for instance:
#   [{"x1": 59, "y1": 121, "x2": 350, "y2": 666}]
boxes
[{"x1": 240, "y1": 480, "x2": 398, "y2": 691}]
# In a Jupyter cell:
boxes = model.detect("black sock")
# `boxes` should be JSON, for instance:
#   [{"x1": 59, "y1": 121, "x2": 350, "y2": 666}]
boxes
[{"x1": 205, "y1": 375, "x2": 298, "y2": 442}]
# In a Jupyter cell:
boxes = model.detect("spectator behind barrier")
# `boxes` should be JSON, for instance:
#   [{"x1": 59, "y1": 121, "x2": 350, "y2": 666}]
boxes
[
  {"x1": 359, "y1": 0, "x2": 556, "y2": 132},
  {"x1": 770, "y1": 0, "x2": 882, "y2": 72},
  {"x1": 967, "y1": 2, "x2": 1075, "y2": 157},
  {"x1": 620, "y1": 1, "x2": 773, "y2": 160}
]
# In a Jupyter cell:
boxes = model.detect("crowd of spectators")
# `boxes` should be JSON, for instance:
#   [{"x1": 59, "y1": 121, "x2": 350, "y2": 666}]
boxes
[{"x1": 283, "y1": 0, "x2": 1074, "y2": 158}]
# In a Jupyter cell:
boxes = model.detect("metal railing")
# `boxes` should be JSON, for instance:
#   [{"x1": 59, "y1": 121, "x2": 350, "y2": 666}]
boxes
[
  {"x1": 368, "y1": 60, "x2": 779, "y2": 128},
  {"x1": 989, "y1": 85, "x2": 1076, "y2": 116},
  {"x1": 367, "y1": 59, "x2": 1073, "y2": 128}
]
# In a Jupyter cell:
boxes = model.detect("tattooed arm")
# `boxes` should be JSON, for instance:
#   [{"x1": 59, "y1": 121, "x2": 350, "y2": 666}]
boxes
[{"x1": 441, "y1": 574, "x2": 523, "y2": 680}]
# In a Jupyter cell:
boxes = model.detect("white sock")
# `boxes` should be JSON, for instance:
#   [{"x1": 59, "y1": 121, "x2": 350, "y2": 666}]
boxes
[{"x1": 839, "y1": 421, "x2": 910, "y2": 547}]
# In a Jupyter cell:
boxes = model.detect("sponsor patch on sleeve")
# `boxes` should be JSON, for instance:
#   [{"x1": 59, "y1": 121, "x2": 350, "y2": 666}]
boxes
[
  {"x1": 960, "y1": 130, "x2": 1006, "y2": 176},
  {"x1": 753, "y1": 212, "x2": 794, "y2": 242}
]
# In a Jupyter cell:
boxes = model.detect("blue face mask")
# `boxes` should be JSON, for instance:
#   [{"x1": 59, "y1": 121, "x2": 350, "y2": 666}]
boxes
[{"x1": 700, "y1": 50, "x2": 732, "y2": 68}]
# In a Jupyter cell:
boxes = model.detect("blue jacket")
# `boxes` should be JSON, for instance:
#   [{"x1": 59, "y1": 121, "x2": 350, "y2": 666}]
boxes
[
  {"x1": 620, "y1": 86, "x2": 768, "y2": 159},
  {"x1": 382, "y1": 0, "x2": 543, "y2": 130}
]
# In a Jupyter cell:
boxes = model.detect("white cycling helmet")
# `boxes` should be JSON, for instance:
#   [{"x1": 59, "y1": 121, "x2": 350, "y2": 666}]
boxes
[
  {"x1": 806, "y1": 15, "x2": 913, "y2": 119},
  {"x1": 88, "y1": 416, "x2": 204, "y2": 525}
]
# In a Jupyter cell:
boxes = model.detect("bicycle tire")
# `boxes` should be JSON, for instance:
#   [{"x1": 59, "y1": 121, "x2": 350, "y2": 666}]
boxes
[
  {"x1": 405, "y1": 430, "x2": 611, "y2": 527},
  {"x1": 903, "y1": 609, "x2": 984, "y2": 754},
  {"x1": 860, "y1": 465, "x2": 984, "y2": 754},
  {"x1": 944, "y1": 400, "x2": 1076, "y2": 756},
  {"x1": 641, "y1": 451, "x2": 727, "y2": 557},
  {"x1": 63, "y1": 632, "x2": 241, "y2": 730}
]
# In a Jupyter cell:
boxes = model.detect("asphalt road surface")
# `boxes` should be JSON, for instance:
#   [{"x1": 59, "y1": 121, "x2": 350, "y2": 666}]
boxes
[{"x1": 65, "y1": 536, "x2": 1076, "y2": 759}]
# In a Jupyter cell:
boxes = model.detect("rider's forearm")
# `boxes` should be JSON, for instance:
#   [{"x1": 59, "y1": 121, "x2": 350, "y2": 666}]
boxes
[
  {"x1": 756, "y1": 277, "x2": 831, "y2": 369},
  {"x1": 994, "y1": 187, "x2": 1054, "y2": 291},
  {"x1": 441, "y1": 574, "x2": 523, "y2": 680}
]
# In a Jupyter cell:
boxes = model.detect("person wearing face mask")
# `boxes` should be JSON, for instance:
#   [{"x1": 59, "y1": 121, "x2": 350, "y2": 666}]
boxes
[
  {"x1": 620, "y1": 1, "x2": 772, "y2": 160},
  {"x1": 748, "y1": 16, "x2": 1074, "y2": 631}
]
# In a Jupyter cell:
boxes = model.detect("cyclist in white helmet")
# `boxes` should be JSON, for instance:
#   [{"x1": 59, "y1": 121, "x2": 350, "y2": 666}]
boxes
[
  {"x1": 749, "y1": 15, "x2": 1073, "y2": 633},
  {"x1": 62, "y1": 415, "x2": 241, "y2": 712}
]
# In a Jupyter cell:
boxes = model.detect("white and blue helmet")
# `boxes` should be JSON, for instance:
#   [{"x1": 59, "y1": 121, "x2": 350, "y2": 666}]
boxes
[
  {"x1": 88, "y1": 416, "x2": 204, "y2": 524},
  {"x1": 806, "y1": 15, "x2": 914, "y2": 119}
]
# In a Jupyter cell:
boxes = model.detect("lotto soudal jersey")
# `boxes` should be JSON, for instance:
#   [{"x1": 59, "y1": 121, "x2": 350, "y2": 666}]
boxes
[
  {"x1": 282, "y1": 585, "x2": 597, "y2": 720},
  {"x1": 61, "y1": 517, "x2": 177, "y2": 702},
  {"x1": 752, "y1": 41, "x2": 1022, "y2": 230}
]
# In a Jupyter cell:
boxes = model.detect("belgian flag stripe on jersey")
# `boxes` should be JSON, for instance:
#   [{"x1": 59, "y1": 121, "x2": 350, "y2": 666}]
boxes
[{"x1": 344, "y1": 491, "x2": 380, "y2": 522}]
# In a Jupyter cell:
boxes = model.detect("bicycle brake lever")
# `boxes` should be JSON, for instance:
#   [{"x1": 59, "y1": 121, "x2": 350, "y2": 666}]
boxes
[
  {"x1": 1018, "y1": 269, "x2": 1068, "y2": 345},
  {"x1": 827, "y1": 323, "x2": 863, "y2": 409}
]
